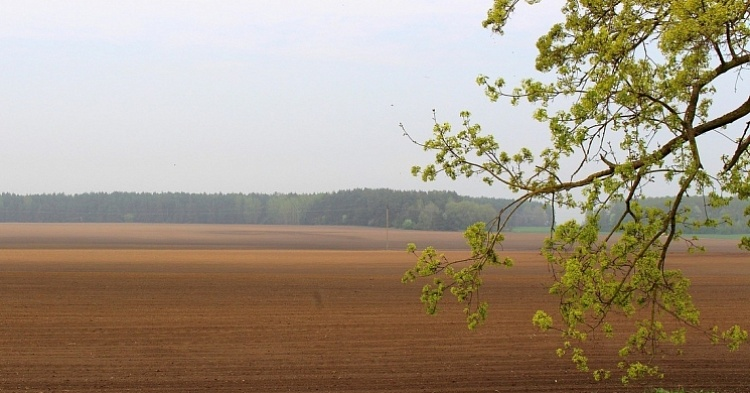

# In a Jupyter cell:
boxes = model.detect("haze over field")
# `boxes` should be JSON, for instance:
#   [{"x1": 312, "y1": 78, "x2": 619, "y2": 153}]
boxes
[{"x1": 1, "y1": 1, "x2": 563, "y2": 197}]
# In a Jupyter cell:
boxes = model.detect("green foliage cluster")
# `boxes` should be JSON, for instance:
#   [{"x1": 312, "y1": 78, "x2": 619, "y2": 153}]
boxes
[
  {"x1": 403, "y1": 0, "x2": 750, "y2": 384},
  {"x1": 403, "y1": 222, "x2": 511, "y2": 329},
  {"x1": 0, "y1": 190, "x2": 548, "y2": 230}
]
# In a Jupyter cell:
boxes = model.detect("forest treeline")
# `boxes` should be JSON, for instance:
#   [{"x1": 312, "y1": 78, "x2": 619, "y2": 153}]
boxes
[
  {"x1": 600, "y1": 196, "x2": 750, "y2": 235},
  {"x1": 0, "y1": 189, "x2": 549, "y2": 231}
]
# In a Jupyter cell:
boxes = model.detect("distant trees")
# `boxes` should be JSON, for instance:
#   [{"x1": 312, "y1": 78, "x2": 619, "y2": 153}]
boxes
[
  {"x1": 601, "y1": 196, "x2": 750, "y2": 235},
  {"x1": 443, "y1": 200, "x2": 496, "y2": 230},
  {"x1": 5, "y1": 190, "x2": 746, "y2": 236},
  {"x1": 0, "y1": 190, "x2": 549, "y2": 230}
]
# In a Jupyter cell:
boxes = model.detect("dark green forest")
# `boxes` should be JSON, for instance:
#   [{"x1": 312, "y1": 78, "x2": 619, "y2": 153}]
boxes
[
  {"x1": 0, "y1": 189, "x2": 549, "y2": 231},
  {"x1": 1, "y1": 190, "x2": 746, "y2": 234}
]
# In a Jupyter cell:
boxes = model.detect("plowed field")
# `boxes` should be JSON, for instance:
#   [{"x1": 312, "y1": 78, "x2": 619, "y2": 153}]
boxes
[{"x1": 0, "y1": 223, "x2": 747, "y2": 392}]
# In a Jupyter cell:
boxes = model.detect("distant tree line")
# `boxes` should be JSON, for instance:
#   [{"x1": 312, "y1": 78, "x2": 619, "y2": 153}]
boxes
[
  {"x1": 600, "y1": 196, "x2": 750, "y2": 235},
  {"x1": 0, "y1": 189, "x2": 550, "y2": 231}
]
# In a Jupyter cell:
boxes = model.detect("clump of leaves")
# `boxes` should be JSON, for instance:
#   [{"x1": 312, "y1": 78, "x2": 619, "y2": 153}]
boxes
[{"x1": 403, "y1": 222, "x2": 510, "y2": 329}]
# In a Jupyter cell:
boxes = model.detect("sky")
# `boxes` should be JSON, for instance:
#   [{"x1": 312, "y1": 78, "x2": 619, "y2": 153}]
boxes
[{"x1": 0, "y1": 1, "x2": 563, "y2": 197}]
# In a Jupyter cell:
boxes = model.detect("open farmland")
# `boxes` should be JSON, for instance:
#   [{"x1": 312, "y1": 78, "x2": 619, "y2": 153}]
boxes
[{"x1": 0, "y1": 223, "x2": 747, "y2": 392}]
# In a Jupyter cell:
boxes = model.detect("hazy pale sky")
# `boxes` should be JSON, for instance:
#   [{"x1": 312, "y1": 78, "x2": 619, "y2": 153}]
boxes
[{"x1": 1, "y1": 1, "x2": 561, "y2": 196}]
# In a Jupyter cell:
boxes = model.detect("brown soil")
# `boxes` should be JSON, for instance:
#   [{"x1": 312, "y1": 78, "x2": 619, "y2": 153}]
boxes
[{"x1": 0, "y1": 223, "x2": 747, "y2": 392}]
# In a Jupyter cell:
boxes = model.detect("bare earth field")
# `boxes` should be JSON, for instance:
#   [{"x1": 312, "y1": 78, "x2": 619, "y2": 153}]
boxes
[{"x1": 0, "y1": 223, "x2": 747, "y2": 392}]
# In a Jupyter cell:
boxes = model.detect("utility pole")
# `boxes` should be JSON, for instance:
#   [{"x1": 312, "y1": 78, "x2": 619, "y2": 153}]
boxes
[{"x1": 385, "y1": 205, "x2": 390, "y2": 250}]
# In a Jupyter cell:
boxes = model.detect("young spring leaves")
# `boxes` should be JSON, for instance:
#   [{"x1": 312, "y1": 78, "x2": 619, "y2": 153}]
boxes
[{"x1": 404, "y1": 0, "x2": 749, "y2": 383}]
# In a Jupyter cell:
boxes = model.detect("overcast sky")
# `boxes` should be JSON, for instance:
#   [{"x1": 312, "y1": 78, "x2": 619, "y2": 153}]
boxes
[{"x1": 1, "y1": 1, "x2": 562, "y2": 197}]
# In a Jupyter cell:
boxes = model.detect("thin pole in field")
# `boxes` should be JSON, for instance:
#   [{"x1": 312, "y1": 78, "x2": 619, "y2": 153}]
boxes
[{"x1": 385, "y1": 205, "x2": 389, "y2": 250}]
